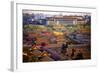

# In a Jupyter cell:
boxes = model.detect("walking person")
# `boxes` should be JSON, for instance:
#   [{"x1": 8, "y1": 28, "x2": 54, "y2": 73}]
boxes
[
  {"x1": 71, "y1": 49, "x2": 76, "y2": 59},
  {"x1": 74, "y1": 50, "x2": 84, "y2": 60},
  {"x1": 61, "y1": 42, "x2": 68, "y2": 55}
]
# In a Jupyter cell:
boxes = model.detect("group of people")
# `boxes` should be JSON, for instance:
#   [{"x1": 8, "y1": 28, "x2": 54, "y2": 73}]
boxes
[
  {"x1": 61, "y1": 42, "x2": 84, "y2": 60},
  {"x1": 23, "y1": 37, "x2": 84, "y2": 62}
]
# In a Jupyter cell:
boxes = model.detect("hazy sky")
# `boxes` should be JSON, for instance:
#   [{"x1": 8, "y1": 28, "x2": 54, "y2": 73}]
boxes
[{"x1": 23, "y1": 10, "x2": 91, "y2": 16}]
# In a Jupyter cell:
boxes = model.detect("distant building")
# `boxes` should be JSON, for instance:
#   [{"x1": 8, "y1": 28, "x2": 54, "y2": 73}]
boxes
[
  {"x1": 77, "y1": 19, "x2": 86, "y2": 24},
  {"x1": 46, "y1": 15, "x2": 87, "y2": 25},
  {"x1": 47, "y1": 16, "x2": 77, "y2": 25}
]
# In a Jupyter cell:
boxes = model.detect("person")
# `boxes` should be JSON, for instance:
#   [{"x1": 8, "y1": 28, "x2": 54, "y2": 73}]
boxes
[
  {"x1": 61, "y1": 44, "x2": 65, "y2": 53},
  {"x1": 31, "y1": 37, "x2": 38, "y2": 51},
  {"x1": 65, "y1": 42, "x2": 68, "y2": 52},
  {"x1": 71, "y1": 49, "x2": 76, "y2": 58},
  {"x1": 74, "y1": 50, "x2": 84, "y2": 60},
  {"x1": 61, "y1": 42, "x2": 68, "y2": 55},
  {"x1": 32, "y1": 37, "x2": 37, "y2": 46},
  {"x1": 61, "y1": 44, "x2": 66, "y2": 54}
]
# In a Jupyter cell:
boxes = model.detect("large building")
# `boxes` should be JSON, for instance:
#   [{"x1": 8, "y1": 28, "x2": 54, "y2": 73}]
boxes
[
  {"x1": 23, "y1": 13, "x2": 90, "y2": 25},
  {"x1": 46, "y1": 15, "x2": 87, "y2": 25}
]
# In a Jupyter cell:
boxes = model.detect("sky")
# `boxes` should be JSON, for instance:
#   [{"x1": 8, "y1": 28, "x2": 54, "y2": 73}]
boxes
[{"x1": 23, "y1": 9, "x2": 91, "y2": 16}]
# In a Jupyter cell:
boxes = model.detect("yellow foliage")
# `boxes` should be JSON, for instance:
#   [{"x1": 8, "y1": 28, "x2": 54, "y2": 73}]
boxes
[{"x1": 53, "y1": 31, "x2": 64, "y2": 36}]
